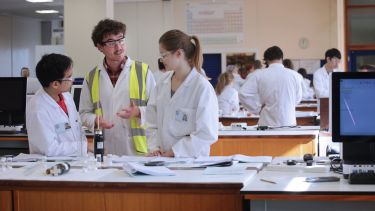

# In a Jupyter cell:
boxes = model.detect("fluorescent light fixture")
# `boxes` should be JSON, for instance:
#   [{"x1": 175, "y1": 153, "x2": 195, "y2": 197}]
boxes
[
  {"x1": 27, "y1": 0, "x2": 54, "y2": 3},
  {"x1": 36, "y1": 10, "x2": 59, "y2": 14}
]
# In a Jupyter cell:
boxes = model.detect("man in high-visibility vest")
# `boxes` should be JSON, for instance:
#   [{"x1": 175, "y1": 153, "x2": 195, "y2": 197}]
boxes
[{"x1": 79, "y1": 19, "x2": 156, "y2": 156}]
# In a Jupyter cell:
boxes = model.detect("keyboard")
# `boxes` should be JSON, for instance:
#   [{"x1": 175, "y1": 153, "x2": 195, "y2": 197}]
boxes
[
  {"x1": 348, "y1": 171, "x2": 375, "y2": 184},
  {"x1": 0, "y1": 126, "x2": 22, "y2": 134},
  {"x1": 265, "y1": 164, "x2": 330, "y2": 173}
]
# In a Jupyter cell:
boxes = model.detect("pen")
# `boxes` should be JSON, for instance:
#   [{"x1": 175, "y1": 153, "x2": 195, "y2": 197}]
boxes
[{"x1": 260, "y1": 178, "x2": 277, "y2": 184}]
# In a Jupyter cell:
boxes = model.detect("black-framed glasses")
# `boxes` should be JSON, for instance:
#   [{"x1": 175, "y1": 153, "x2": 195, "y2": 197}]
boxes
[{"x1": 101, "y1": 36, "x2": 125, "y2": 47}]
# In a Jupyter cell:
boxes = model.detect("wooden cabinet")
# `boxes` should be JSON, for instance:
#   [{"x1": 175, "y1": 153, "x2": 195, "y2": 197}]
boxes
[
  {"x1": 3, "y1": 181, "x2": 243, "y2": 211},
  {"x1": 211, "y1": 135, "x2": 316, "y2": 157},
  {"x1": 0, "y1": 191, "x2": 12, "y2": 211}
]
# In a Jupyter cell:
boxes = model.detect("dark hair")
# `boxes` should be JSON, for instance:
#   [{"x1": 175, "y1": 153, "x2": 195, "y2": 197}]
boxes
[
  {"x1": 239, "y1": 67, "x2": 250, "y2": 79},
  {"x1": 36, "y1": 53, "x2": 73, "y2": 87},
  {"x1": 215, "y1": 72, "x2": 234, "y2": 95},
  {"x1": 283, "y1": 59, "x2": 294, "y2": 70},
  {"x1": 159, "y1": 29, "x2": 203, "y2": 73},
  {"x1": 253, "y1": 60, "x2": 262, "y2": 70},
  {"x1": 325, "y1": 48, "x2": 341, "y2": 60},
  {"x1": 263, "y1": 46, "x2": 283, "y2": 62},
  {"x1": 21, "y1": 67, "x2": 30, "y2": 77},
  {"x1": 297, "y1": 68, "x2": 308, "y2": 78},
  {"x1": 91, "y1": 19, "x2": 126, "y2": 46},
  {"x1": 158, "y1": 58, "x2": 165, "y2": 70}
]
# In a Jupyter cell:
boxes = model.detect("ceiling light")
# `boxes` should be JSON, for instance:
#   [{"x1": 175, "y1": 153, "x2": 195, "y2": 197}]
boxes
[
  {"x1": 36, "y1": 10, "x2": 59, "y2": 14},
  {"x1": 27, "y1": 0, "x2": 54, "y2": 2}
]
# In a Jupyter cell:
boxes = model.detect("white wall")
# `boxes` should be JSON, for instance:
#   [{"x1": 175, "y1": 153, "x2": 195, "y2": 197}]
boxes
[
  {"x1": 114, "y1": 1, "x2": 173, "y2": 72},
  {"x1": 64, "y1": 0, "x2": 112, "y2": 78},
  {"x1": 113, "y1": 0, "x2": 340, "y2": 73},
  {"x1": 0, "y1": 15, "x2": 41, "y2": 77},
  {"x1": 0, "y1": 16, "x2": 12, "y2": 77},
  {"x1": 35, "y1": 45, "x2": 65, "y2": 67},
  {"x1": 12, "y1": 16, "x2": 42, "y2": 77}
]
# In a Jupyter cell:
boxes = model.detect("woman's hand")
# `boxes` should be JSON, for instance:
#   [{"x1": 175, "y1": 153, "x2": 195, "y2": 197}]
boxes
[{"x1": 161, "y1": 150, "x2": 174, "y2": 157}]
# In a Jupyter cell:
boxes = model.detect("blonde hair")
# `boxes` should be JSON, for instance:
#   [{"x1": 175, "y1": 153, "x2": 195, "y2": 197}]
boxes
[
  {"x1": 215, "y1": 72, "x2": 234, "y2": 95},
  {"x1": 159, "y1": 29, "x2": 203, "y2": 73}
]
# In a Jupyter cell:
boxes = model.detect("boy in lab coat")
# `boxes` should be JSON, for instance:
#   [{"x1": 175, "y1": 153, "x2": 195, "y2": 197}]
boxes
[
  {"x1": 239, "y1": 46, "x2": 302, "y2": 127},
  {"x1": 26, "y1": 54, "x2": 88, "y2": 156}
]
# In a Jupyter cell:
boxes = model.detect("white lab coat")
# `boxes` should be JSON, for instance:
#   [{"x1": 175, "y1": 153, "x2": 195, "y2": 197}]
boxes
[
  {"x1": 301, "y1": 78, "x2": 315, "y2": 100},
  {"x1": 79, "y1": 57, "x2": 156, "y2": 156},
  {"x1": 217, "y1": 85, "x2": 240, "y2": 115},
  {"x1": 233, "y1": 73, "x2": 246, "y2": 91},
  {"x1": 26, "y1": 89, "x2": 87, "y2": 156},
  {"x1": 146, "y1": 68, "x2": 219, "y2": 158},
  {"x1": 239, "y1": 63, "x2": 302, "y2": 127},
  {"x1": 313, "y1": 66, "x2": 333, "y2": 98},
  {"x1": 153, "y1": 70, "x2": 169, "y2": 84}
]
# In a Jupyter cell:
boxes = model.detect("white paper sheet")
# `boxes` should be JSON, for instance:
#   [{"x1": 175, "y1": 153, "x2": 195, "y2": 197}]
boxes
[{"x1": 123, "y1": 162, "x2": 176, "y2": 176}]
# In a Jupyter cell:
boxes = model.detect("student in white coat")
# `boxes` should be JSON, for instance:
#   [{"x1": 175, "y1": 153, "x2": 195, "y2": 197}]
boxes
[
  {"x1": 80, "y1": 19, "x2": 156, "y2": 156},
  {"x1": 215, "y1": 71, "x2": 240, "y2": 115},
  {"x1": 313, "y1": 48, "x2": 341, "y2": 98},
  {"x1": 26, "y1": 54, "x2": 88, "y2": 156},
  {"x1": 146, "y1": 29, "x2": 218, "y2": 158},
  {"x1": 239, "y1": 46, "x2": 302, "y2": 127},
  {"x1": 297, "y1": 68, "x2": 315, "y2": 99}
]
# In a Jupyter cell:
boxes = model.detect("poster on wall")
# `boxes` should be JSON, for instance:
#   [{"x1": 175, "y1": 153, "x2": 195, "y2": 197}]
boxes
[
  {"x1": 291, "y1": 59, "x2": 321, "y2": 74},
  {"x1": 226, "y1": 52, "x2": 255, "y2": 70},
  {"x1": 186, "y1": 0, "x2": 244, "y2": 45}
]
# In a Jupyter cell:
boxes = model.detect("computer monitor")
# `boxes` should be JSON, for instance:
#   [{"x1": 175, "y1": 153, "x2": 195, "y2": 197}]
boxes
[
  {"x1": 71, "y1": 85, "x2": 82, "y2": 111},
  {"x1": 331, "y1": 72, "x2": 375, "y2": 143},
  {"x1": 0, "y1": 77, "x2": 27, "y2": 126},
  {"x1": 331, "y1": 72, "x2": 375, "y2": 166}
]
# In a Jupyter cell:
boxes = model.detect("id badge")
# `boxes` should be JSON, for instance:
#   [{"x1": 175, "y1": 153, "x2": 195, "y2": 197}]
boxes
[
  {"x1": 175, "y1": 110, "x2": 188, "y2": 122},
  {"x1": 54, "y1": 122, "x2": 71, "y2": 134}
]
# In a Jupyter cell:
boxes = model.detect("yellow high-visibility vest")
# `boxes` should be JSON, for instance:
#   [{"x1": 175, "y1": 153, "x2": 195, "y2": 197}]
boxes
[{"x1": 85, "y1": 61, "x2": 149, "y2": 154}]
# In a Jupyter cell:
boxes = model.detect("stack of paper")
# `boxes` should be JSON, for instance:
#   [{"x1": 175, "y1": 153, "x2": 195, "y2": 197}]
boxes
[
  {"x1": 13, "y1": 153, "x2": 45, "y2": 162},
  {"x1": 13, "y1": 153, "x2": 81, "y2": 162},
  {"x1": 203, "y1": 165, "x2": 247, "y2": 175},
  {"x1": 232, "y1": 154, "x2": 272, "y2": 163},
  {"x1": 112, "y1": 156, "x2": 153, "y2": 163},
  {"x1": 195, "y1": 155, "x2": 272, "y2": 165},
  {"x1": 123, "y1": 162, "x2": 176, "y2": 176}
]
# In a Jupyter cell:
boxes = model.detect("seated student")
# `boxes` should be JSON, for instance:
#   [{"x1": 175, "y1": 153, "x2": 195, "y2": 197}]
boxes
[
  {"x1": 215, "y1": 71, "x2": 240, "y2": 115},
  {"x1": 239, "y1": 46, "x2": 302, "y2": 127},
  {"x1": 26, "y1": 54, "x2": 88, "y2": 156},
  {"x1": 298, "y1": 68, "x2": 315, "y2": 99},
  {"x1": 146, "y1": 29, "x2": 218, "y2": 158}
]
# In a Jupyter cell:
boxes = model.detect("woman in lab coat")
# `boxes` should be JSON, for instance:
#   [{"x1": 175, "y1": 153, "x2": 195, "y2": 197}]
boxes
[
  {"x1": 146, "y1": 29, "x2": 218, "y2": 158},
  {"x1": 215, "y1": 71, "x2": 240, "y2": 116},
  {"x1": 26, "y1": 54, "x2": 87, "y2": 156},
  {"x1": 297, "y1": 68, "x2": 315, "y2": 100}
]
